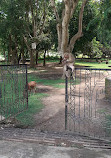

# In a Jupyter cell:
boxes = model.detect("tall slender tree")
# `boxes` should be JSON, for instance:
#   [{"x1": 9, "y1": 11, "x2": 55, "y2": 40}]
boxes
[
  {"x1": 23, "y1": 0, "x2": 47, "y2": 67},
  {"x1": 50, "y1": 0, "x2": 87, "y2": 60}
]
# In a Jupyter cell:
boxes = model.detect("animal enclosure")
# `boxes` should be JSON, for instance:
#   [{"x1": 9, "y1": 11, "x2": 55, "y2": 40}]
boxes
[
  {"x1": 0, "y1": 65, "x2": 28, "y2": 122},
  {"x1": 65, "y1": 68, "x2": 111, "y2": 141}
]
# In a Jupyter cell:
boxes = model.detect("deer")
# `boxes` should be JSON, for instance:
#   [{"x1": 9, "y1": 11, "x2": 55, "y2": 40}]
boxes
[
  {"x1": 23, "y1": 81, "x2": 37, "y2": 98},
  {"x1": 28, "y1": 81, "x2": 37, "y2": 93}
]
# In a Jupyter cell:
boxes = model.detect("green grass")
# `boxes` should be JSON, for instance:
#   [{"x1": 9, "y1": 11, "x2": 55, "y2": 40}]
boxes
[
  {"x1": 75, "y1": 60, "x2": 111, "y2": 69},
  {"x1": 104, "y1": 114, "x2": 111, "y2": 137},
  {"x1": 28, "y1": 74, "x2": 65, "y2": 88},
  {"x1": 16, "y1": 93, "x2": 48, "y2": 127},
  {"x1": 37, "y1": 79, "x2": 65, "y2": 88},
  {"x1": 97, "y1": 109, "x2": 111, "y2": 137}
]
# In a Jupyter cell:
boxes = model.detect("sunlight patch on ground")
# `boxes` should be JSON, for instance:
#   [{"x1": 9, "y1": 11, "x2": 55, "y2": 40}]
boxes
[
  {"x1": 54, "y1": 67, "x2": 62, "y2": 69},
  {"x1": 28, "y1": 70, "x2": 47, "y2": 73}
]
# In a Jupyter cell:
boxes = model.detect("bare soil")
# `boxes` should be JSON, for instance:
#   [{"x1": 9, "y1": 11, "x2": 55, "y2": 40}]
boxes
[{"x1": 34, "y1": 63, "x2": 66, "y2": 132}]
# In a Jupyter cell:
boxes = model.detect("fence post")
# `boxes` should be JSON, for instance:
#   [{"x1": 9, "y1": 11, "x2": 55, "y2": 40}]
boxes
[
  {"x1": 0, "y1": 80, "x2": 2, "y2": 99},
  {"x1": 26, "y1": 65, "x2": 28, "y2": 108},
  {"x1": 65, "y1": 66, "x2": 68, "y2": 130}
]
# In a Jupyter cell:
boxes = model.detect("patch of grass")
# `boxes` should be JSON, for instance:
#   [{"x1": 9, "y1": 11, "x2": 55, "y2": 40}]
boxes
[
  {"x1": 105, "y1": 114, "x2": 111, "y2": 137},
  {"x1": 38, "y1": 79, "x2": 65, "y2": 88},
  {"x1": 75, "y1": 60, "x2": 111, "y2": 69},
  {"x1": 28, "y1": 74, "x2": 81, "y2": 88},
  {"x1": 28, "y1": 74, "x2": 65, "y2": 88},
  {"x1": 53, "y1": 83, "x2": 65, "y2": 88},
  {"x1": 16, "y1": 93, "x2": 48, "y2": 126},
  {"x1": 97, "y1": 109, "x2": 107, "y2": 114}
]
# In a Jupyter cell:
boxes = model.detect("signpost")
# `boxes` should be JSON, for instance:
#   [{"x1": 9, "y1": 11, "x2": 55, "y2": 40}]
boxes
[{"x1": 32, "y1": 42, "x2": 36, "y2": 50}]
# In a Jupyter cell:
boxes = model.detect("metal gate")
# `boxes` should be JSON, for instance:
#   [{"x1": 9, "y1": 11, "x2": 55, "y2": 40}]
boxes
[
  {"x1": 0, "y1": 64, "x2": 28, "y2": 122},
  {"x1": 65, "y1": 68, "x2": 111, "y2": 140}
]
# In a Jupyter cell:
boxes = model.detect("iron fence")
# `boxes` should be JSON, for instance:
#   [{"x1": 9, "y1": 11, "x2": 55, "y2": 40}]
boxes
[
  {"x1": 65, "y1": 67, "x2": 111, "y2": 140},
  {"x1": 0, "y1": 64, "x2": 28, "y2": 122}
]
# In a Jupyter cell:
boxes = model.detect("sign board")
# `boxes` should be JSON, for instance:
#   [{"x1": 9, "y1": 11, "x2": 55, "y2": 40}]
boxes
[{"x1": 32, "y1": 42, "x2": 36, "y2": 49}]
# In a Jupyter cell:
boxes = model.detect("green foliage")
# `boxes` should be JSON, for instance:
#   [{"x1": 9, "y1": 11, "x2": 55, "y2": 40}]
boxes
[
  {"x1": 91, "y1": 37, "x2": 103, "y2": 58},
  {"x1": 70, "y1": 1, "x2": 98, "y2": 55},
  {"x1": 16, "y1": 93, "x2": 48, "y2": 126},
  {"x1": 87, "y1": 0, "x2": 111, "y2": 48},
  {"x1": 78, "y1": 37, "x2": 103, "y2": 59},
  {"x1": 0, "y1": 0, "x2": 51, "y2": 65}
]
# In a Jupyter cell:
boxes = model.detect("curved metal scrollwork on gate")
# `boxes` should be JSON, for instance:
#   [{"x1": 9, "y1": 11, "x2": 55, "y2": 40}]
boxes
[{"x1": 65, "y1": 67, "x2": 111, "y2": 140}]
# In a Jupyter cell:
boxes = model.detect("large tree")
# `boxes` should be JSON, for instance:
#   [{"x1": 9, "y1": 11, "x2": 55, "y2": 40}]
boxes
[
  {"x1": 50, "y1": 0, "x2": 87, "y2": 59},
  {"x1": 0, "y1": 0, "x2": 49, "y2": 67},
  {"x1": 23, "y1": 0, "x2": 48, "y2": 67},
  {"x1": 0, "y1": 0, "x2": 26, "y2": 64}
]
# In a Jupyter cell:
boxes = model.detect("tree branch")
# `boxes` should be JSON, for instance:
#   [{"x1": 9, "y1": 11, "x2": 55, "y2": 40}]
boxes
[
  {"x1": 78, "y1": 0, "x2": 87, "y2": 34},
  {"x1": 70, "y1": 0, "x2": 79, "y2": 19},
  {"x1": 38, "y1": 0, "x2": 46, "y2": 35},
  {"x1": 50, "y1": 0, "x2": 60, "y2": 23},
  {"x1": 68, "y1": 0, "x2": 87, "y2": 53},
  {"x1": 61, "y1": 0, "x2": 70, "y2": 54},
  {"x1": 23, "y1": 36, "x2": 31, "y2": 52}
]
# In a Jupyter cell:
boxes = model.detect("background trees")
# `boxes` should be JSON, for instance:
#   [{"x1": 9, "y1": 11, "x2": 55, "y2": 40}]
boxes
[
  {"x1": 87, "y1": 0, "x2": 111, "y2": 59},
  {"x1": 0, "y1": 0, "x2": 50, "y2": 67},
  {"x1": 0, "y1": 0, "x2": 111, "y2": 66}
]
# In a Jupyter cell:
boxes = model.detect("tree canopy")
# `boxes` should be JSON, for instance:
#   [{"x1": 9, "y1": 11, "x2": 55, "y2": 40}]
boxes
[{"x1": 0, "y1": 0, "x2": 111, "y2": 66}]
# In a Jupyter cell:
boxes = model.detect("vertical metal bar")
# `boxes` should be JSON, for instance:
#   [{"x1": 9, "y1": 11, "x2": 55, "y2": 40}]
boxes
[
  {"x1": 65, "y1": 67, "x2": 68, "y2": 130},
  {"x1": 79, "y1": 69, "x2": 81, "y2": 118},
  {"x1": 73, "y1": 68, "x2": 76, "y2": 118},
  {"x1": 26, "y1": 65, "x2": 28, "y2": 109},
  {"x1": 0, "y1": 81, "x2": 2, "y2": 98},
  {"x1": 0, "y1": 80, "x2": 2, "y2": 120},
  {"x1": 73, "y1": 68, "x2": 76, "y2": 132},
  {"x1": 78, "y1": 69, "x2": 80, "y2": 133},
  {"x1": 84, "y1": 69, "x2": 86, "y2": 118},
  {"x1": 89, "y1": 70, "x2": 91, "y2": 118}
]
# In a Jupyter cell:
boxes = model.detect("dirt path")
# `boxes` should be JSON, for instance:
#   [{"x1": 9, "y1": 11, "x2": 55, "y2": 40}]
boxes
[
  {"x1": 29, "y1": 63, "x2": 66, "y2": 132},
  {"x1": 34, "y1": 85, "x2": 66, "y2": 133}
]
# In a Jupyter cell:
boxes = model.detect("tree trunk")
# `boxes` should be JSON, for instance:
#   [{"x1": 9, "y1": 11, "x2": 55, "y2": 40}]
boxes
[
  {"x1": 57, "y1": 23, "x2": 62, "y2": 55},
  {"x1": 50, "y1": 0, "x2": 87, "y2": 60},
  {"x1": 8, "y1": 34, "x2": 12, "y2": 63},
  {"x1": 36, "y1": 51, "x2": 38, "y2": 65},
  {"x1": 21, "y1": 49, "x2": 26, "y2": 64},
  {"x1": 18, "y1": 53, "x2": 21, "y2": 64},
  {"x1": 20, "y1": 39, "x2": 26, "y2": 64},
  {"x1": 43, "y1": 50, "x2": 46, "y2": 66},
  {"x1": 30, "y1": 49, "x2": 35, "y2": 68},
  {"x1": 11, "y1": 48, "x2": 18, "y2": 65},
  {"x1": 23, "y1": 36, "x2": 35, "y2": 68}
]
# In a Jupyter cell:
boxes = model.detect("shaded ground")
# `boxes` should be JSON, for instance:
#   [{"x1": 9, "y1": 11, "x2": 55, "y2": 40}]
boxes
[
  {"x1": 35, "y1": 87, "x2": 65, "y2": 132},
  {"x1": 33, "y1": 63, "x2": 66, "y2": 132}
]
